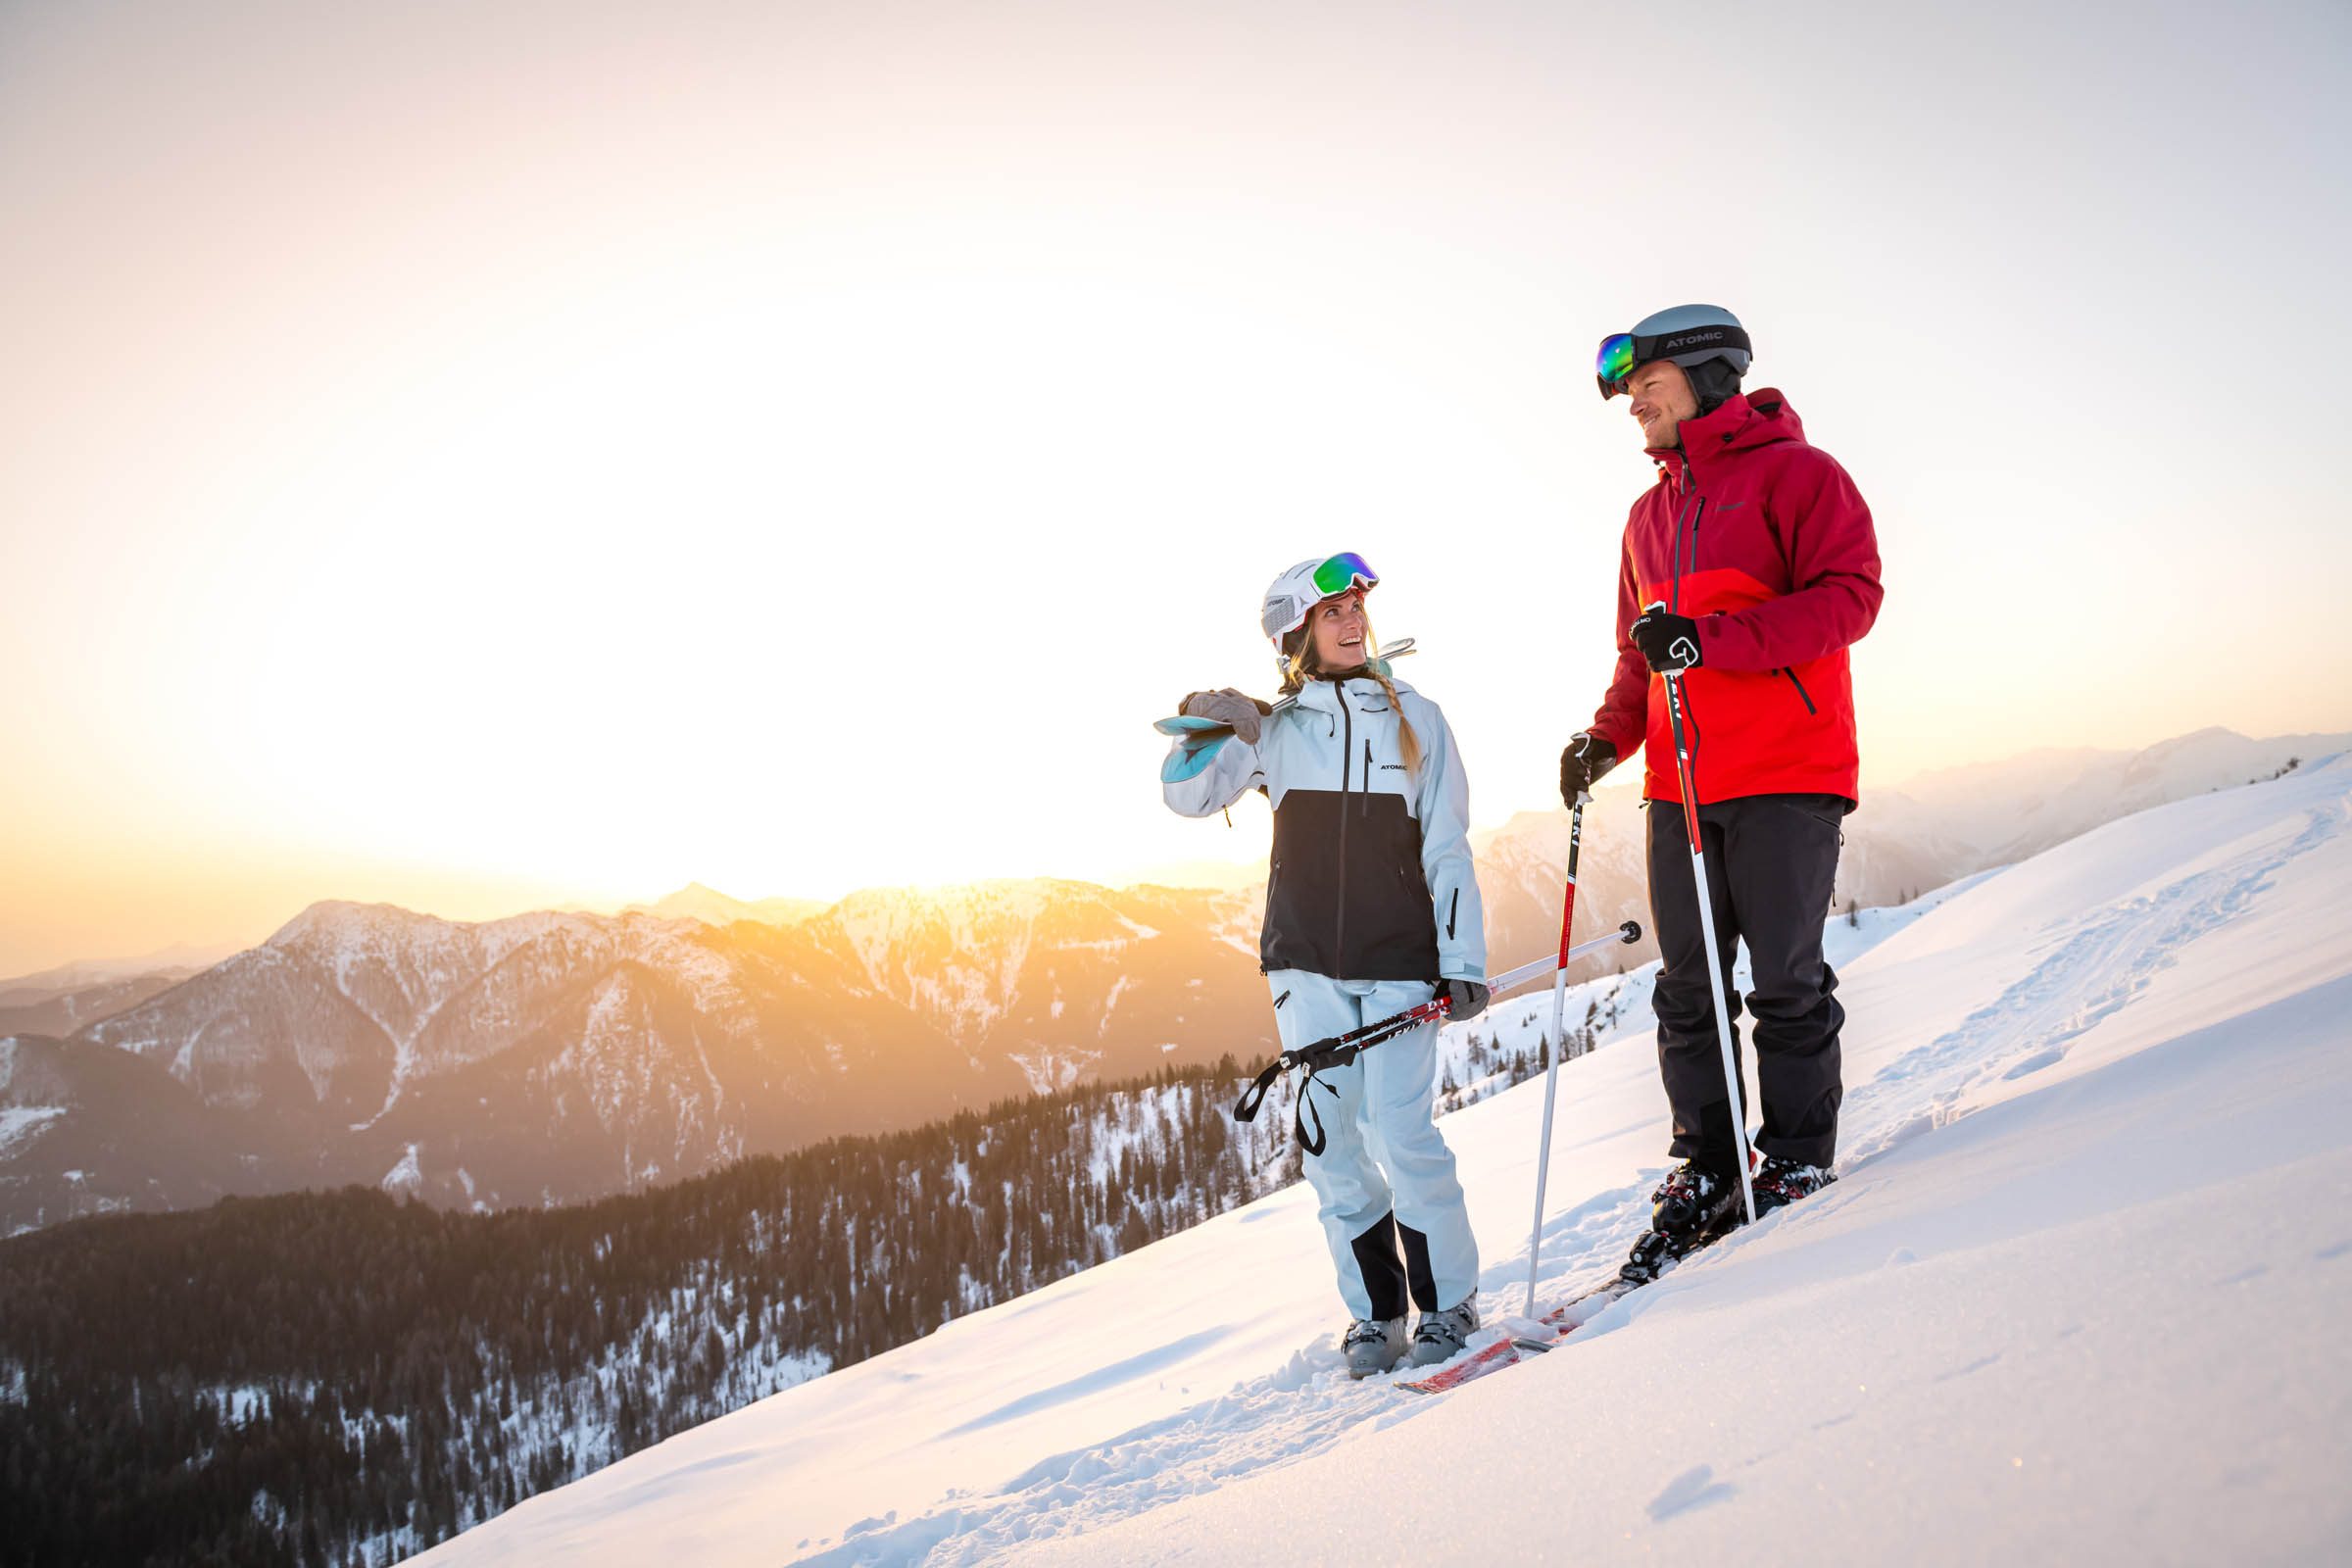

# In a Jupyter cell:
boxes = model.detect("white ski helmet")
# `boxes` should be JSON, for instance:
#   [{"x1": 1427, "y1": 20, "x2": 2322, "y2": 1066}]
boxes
[
  {"x1": 1261, "y1": 552, "x2": 1378, "y2": 655},
  {"x1": 1595, "y1": 303, "x2": 1752, "y2": 400}
]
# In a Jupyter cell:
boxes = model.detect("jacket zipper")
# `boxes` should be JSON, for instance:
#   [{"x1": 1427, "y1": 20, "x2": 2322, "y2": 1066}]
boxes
[
  {"x1": 1780, "y1": 667, "x2": 1818, "y2": 714},
  {"x1": 1670, "y1": 455, "x2": 1705, "y2": 803},
  {"x1": 1674, "y1": 498, "x2": 1705, "y2": 611},
  {"x1": 1335, "y1": 684, "x2": 1352, "y2": 965},
  {"x1": 1665, "y1": 496, "x2": 1702, "y2": 611},
  {"x1": 1361, "y1": 738, "x2": 1373, "y2": 812},
  {"x1": 1669, "y1": 448, "x2": 1704, "y2": 612}
]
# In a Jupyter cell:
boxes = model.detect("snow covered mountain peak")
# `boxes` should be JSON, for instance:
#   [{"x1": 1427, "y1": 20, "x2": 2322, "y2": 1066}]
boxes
[{"x1": 265, "y1": 899, "x2": 443, "y2": 949}]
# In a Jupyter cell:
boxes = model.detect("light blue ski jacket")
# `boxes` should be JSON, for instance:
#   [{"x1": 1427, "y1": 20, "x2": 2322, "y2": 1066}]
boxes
[{"x1": 1163, "y1": 674, "x2": 1486, "y2": 985}]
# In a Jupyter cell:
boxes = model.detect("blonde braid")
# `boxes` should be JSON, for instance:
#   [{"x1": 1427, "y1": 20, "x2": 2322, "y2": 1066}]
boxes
[{"x1": 1364, "y1": 622, "x2": 1422, "y2": 778}]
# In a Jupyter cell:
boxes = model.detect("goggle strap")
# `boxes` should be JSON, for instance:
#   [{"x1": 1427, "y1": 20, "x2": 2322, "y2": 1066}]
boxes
[{"x1": 1595, "y1": 323, "x2": 1752, "y2": 384}]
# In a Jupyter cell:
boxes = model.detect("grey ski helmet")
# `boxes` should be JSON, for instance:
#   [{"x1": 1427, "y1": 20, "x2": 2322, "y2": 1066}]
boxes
[{"x1": 1595, "y1": 304, "x2": 1752, "y2": 402}]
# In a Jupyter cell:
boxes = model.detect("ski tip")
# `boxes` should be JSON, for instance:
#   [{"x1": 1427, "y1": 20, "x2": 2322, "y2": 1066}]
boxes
[{"x1": 1158, "y1": 734, "x2": 1234, "y2": 783}]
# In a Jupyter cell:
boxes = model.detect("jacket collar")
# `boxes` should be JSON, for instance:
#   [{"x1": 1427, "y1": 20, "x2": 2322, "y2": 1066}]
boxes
[
  {"x1": 1643, "y1": 387, "x2": 1802, "y2": 486},
  {"x1": 1289, "y1": 671, "x2": 1415, "y2": 714}
]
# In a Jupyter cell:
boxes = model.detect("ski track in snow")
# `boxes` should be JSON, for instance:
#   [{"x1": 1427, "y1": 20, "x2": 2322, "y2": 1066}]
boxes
[
  {"x1": 797, "y1": 1187, "x2": 1676, "y2": 1566},
  {"x1": 796, "y1": 1182, "x2": 1671, "y2": 1566},
  {"x1": 1840, "y1": 792, "x2": 2347, "y2": 1169}
]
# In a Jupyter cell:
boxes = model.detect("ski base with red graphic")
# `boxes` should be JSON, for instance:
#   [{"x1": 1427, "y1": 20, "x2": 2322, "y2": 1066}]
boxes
[
  {"x1": 1393, "y1": 1279, "x2": 1631, "y2": 1395},
  {"x1": 1395, "y1": 1216, "x2": 1740, "y2": 1396}
]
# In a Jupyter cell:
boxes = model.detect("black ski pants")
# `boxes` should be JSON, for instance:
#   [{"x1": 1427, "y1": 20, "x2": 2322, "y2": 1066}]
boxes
[{"x1": 1646, "y1": 791, "x2": 1846, "y2": 1176}]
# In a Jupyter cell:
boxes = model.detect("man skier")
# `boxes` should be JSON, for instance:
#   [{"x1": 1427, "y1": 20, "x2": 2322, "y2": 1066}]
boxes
[{"x1": 1559, "y1": 304, "x2": 1884, "y2": 1276}]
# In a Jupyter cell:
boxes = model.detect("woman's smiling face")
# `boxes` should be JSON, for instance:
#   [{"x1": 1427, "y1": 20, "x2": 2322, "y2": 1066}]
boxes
[{"x1": 1307, "y1": 589, "x2": 1367, "y2": 670}]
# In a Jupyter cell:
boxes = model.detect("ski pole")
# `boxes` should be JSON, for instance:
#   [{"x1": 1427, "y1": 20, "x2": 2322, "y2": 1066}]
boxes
[
  {"x1": 1523, "y1": 793, "x2": 1585, "y2": 1315},
  {"x1": 1651, "y1": 604, "x2": 1758, "y2": 1227}
]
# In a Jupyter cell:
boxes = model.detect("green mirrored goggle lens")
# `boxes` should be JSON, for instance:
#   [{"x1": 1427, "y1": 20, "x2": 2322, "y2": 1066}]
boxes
[
  {"x1": 1310, "y1": 551, "x2": 1377, "y2": 598},
  {"x1": 1595, "y1": 333, "x2": 1638, "y2": 387}
]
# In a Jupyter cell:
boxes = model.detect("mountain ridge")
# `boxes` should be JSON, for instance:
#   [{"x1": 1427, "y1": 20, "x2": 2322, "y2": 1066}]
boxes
[{"x1": 3, "y1": 726, "x2": 2338, "y2": 1236}]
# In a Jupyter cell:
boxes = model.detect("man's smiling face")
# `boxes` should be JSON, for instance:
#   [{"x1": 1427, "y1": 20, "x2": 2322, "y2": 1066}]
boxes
[{"x1": 1625, "y1": 359, "x2": 1699, "y2": 449}]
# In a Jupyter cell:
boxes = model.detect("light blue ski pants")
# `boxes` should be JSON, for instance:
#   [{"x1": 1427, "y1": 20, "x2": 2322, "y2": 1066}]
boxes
[{"x1": 1267, "y1": 970, "x2": 1479, "y2": 1321}]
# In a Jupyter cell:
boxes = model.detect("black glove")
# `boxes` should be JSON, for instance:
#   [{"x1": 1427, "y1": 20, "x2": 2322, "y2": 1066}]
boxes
[
  {"x1": 1444, "y1": 978, "x2": 1490, "y2": 1023},
  {"x1": 1558, "y1": 732, "x2": 1617, "y2": 807},
  {"x1": 1630, "y1": 607, "x2": 1703, "y2": 672},
  {"x1": 1178, "y1": 687, "x2": 1269, "y2": 744}
]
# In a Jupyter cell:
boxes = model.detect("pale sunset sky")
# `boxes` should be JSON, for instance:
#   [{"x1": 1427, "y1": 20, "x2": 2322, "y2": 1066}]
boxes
[{"x1": 3, "y1": 0, "x2": 2347, "y2": 974}]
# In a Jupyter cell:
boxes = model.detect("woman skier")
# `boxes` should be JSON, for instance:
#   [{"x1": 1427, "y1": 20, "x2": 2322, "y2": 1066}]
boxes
[{"x1": 1163, "y1": 553, "x2": 1489, "y2": 1377}]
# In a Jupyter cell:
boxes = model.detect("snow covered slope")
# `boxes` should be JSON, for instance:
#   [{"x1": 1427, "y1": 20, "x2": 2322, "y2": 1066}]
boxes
[{"x1": 414, "y1": 757, "x2": 2352, "y2": 1566}]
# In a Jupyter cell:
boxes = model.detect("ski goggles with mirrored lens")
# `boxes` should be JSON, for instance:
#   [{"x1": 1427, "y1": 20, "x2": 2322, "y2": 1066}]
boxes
[
  {"x1": 1595, "y1": 333, "x2": 1640, "y2": 394},
  {"x1": 1308, "y1": 551, "x2": 1378, "y2": 599},
  {"x1": 1594, "y1": 323, "x2": 1752, "y2": 399}
]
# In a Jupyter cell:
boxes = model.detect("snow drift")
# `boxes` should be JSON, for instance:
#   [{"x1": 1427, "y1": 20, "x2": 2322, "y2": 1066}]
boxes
[{"x1": 414, "y1": 755, "x2": 2352, "y2": 1566}]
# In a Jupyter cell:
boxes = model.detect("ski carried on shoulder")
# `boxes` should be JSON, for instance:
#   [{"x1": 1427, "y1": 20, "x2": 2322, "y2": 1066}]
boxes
[
  {"x1": 1395, "y1": 1210, "x2": 1741, "y2": 1396},
  {"x1": 1154, "y1": 642, "x2": 1416, "y2": 782},
  {"x1": 1151, "y1": 641, "x2": 1417, "y2": 737}
]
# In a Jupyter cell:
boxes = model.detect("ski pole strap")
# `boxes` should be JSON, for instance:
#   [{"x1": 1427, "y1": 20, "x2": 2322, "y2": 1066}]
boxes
[
  {"x1": 1295, "y1": 1065, "x2": 1333, "y2": 1156},
  {"x1": 1232, "y1": 1056, "x2": 1288, "y2": 1124}
]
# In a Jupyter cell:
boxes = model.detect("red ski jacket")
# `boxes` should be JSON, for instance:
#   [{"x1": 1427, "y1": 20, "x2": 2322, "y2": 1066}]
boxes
[{"x1": 1589, "y1": 389, "x2": 1883, "y2": 806}]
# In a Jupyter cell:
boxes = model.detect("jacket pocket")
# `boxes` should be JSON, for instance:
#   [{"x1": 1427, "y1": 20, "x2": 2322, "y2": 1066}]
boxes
[
  {"x1": 1779, "y1": 666, "x2": 1819, "y2": 716},
  {"x1": 1787, "y1": 793, "x2": 1848, "y2": 831}
]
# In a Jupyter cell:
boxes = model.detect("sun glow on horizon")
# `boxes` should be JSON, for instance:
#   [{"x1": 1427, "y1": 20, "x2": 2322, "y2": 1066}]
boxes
[{"x1": 4, "y1": 0, "x2": 2349, "y2": 973}]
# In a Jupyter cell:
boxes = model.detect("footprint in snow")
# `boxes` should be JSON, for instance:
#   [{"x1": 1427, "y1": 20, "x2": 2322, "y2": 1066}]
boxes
[{"x1": 1646, "y1": 1464, "x2": 1737, "y2": 1522}]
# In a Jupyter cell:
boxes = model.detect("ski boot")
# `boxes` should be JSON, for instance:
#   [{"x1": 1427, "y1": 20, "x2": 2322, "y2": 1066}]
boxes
[
  {"x1": 1619, "y1": 1159, "x2": 1744, "y2": 1286},
  {"x1": 1342, "y1": 1316, "x2": 1409, "y2": 1379},
  {"x1": 1651, "y1": 1158, "x2": 1740, "y2": 1236},
  {"x1": 1406, "y1": 1300, "x2": 1479, "y2": 1367},
  {"x1": 1754, "y1": 1156, "x2": 1836, "y2": 1215}
]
